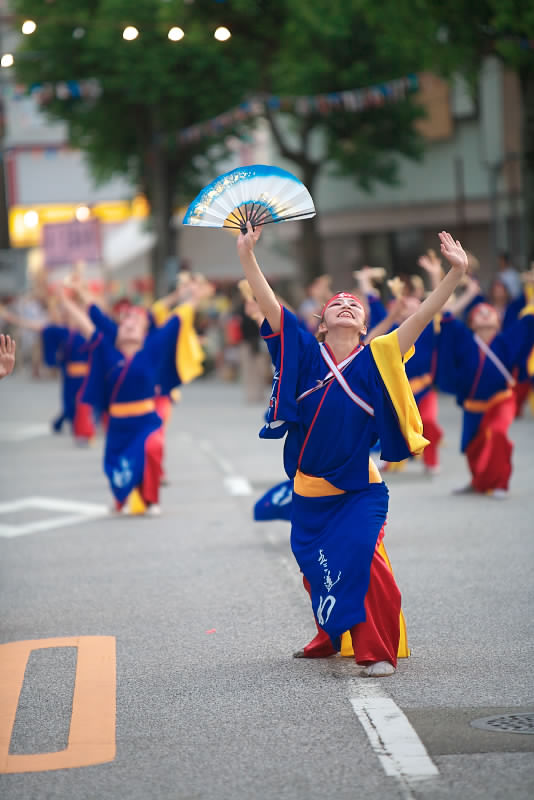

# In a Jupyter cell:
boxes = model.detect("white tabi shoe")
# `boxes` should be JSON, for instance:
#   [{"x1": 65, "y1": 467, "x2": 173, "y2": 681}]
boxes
[
  {"x1": 146, "y1": 504, "x2": 161, "y2": 516},
  {"x1": 489, "y1": 489, "x2": 508, "y2": 500},
  {"x1": 361, "y1": 661, "x2": 396, "y2": 678}
]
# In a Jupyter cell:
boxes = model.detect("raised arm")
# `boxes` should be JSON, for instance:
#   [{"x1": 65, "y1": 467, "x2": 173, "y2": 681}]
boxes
[
  {"x1": 446, "y1": 275, "x2": 482, "y2": 318},
  {"x1": 0, "y1": 304, "x2": 45, "y2": 332},
  {"x1": 364, "y1": 299, "x2": 402, "y2": 344},
  {"x1": 396, "y1": 232, "x2": 468, "y2": 355},
  {"x1": 58, "y1": 291, "x2": 95, "y2": 339},
  {"x1": 418, "y1": 249, "x2": 443, "y2": 291},
  {"x1": 237, "y1": 222, "x2": 281, "y2": 333}
]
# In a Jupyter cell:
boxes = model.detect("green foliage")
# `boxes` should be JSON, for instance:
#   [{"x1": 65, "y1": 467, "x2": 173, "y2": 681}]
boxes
[
  {"x1": 12, "y1": 0, "x2": 257, "y2": 199},
  {"x1": 265, "y1": 0, "x2": 429, "y2": 190},
  {"x1": 13, "y1": 0, "x2": 432, "y2": 199}
]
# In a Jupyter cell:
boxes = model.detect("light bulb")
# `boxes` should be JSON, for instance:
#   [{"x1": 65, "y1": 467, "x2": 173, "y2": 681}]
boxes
[
  {"x1": 23, "y1": 210, "x2": 39, "y2": 228},
  {"x1": 75, "y1": 206, "x2": 91, "y2": 222},
  {"x1": 123, "y1": 26, "x2": 139, "y2": 41},
  {"x1": 22, "y1": 20, "x2": 37, "y2": 35},
  {"x1": 214, "y1": 26, "x2": 231, "y2": 42},
  {"x1": 168, "y1": 27, "x2": 185, "y2": 41},
  {"x1": 1, "y1": 53, "x2": 14, "y2": 68}
]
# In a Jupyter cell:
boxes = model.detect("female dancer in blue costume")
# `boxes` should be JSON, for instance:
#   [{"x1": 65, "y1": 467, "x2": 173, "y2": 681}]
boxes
[
  {"x1": 437, "y1": 300, "x2": 534, "y2": 497},
  {"x1": 60, "y1": 286, "x2": 204, "y2": 515},
  {"x1": 238, "y1": 223, "x2": 468, "y2": 677},
  {"x1": 0, "y1": 297, "x2": 97, "y2": 442}
]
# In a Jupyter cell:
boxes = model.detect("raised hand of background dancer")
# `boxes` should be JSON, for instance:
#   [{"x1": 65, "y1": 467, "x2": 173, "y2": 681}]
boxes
[
  {"x1": 58, "y1": 286, "x2": 95, "y2": 339},
  {"x1": 395, "y1": 232, "x2": 468, "y2": 356},
  {"x1": 353, "y1": 266, "x2": 384, "y2": 297},
  {"x1": 0, "y1": 333, "x2": 16, "y2": 379},
  {"x1": 445, "y1": 273, "x2": 481, "y2": 317},
  {"x1": 418, "y1": 249, "x2": 443, "y2": 289},
  {"x1": 187, "y1": 276, "x2": 215, "y2": 307},
  {"x1": 0, "y1": 303, "x2": 45, "y2": 331}
]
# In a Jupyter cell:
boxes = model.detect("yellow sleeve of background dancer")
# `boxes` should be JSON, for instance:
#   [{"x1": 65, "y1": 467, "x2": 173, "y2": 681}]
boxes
[
  {"x1": 173, "y1": 303, "x2": 205, "y2": 384},
  {"x1": 151, "y1": 300, "x2": 171, "y2": 327},
  {"x1": 369, "y1": 330, "x2": 429, "y2": 455}
]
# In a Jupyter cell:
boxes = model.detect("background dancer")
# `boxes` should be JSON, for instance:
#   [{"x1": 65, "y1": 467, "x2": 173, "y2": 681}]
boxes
[
  {"x1": 0, "y1": 295, "x2": 97, "y2": 443},
  {"x1": 438, "y1": 300, "x2": 534, "y2": 498},
  {"x1": 60, "y1": 284, "x2": 205, "y2": 515}
]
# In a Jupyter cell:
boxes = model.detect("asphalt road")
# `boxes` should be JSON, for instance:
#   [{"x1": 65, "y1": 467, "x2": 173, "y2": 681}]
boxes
[{"x1": 1, "y1": 372, "x2": 533, "y2": 800}]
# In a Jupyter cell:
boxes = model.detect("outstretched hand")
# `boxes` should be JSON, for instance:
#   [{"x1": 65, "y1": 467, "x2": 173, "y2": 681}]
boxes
[
  {"x1": 237, "y1": 221, "x2": 262, "y2": 256},
  {"x1": 418, "y1": 249, "x2": 442, "y2": 276},
  {"x1": 0, "y1": 333, "x2": 16, "y2": 379},
  {"x1": 438, "y1": 231, "x2": 468, "y2": 272}
]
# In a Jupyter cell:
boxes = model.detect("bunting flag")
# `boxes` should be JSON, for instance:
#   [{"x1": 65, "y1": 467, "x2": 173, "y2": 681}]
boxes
[
  {"x1": 6, "y1": 79, "x2": 102, "y2": 104},
  {"x1": 177, "y1": 74, "x2": 419, "y2": 145}
]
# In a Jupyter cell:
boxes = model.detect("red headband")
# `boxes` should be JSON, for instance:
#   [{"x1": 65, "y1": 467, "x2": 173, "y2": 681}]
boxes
[
  {"x1": 468, "y1": 302, "x2": 497, "y2": 325},
  {"x1": 118, "y1": 305, "x2": 149, "y2": 321},
  {"x1": 321, "y1": 292, "x2": 363, "y2": 319}
]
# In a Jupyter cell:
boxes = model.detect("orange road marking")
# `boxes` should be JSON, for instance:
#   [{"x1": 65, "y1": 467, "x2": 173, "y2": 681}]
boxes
[{"x1": 0, "y1": 636, "x2": 116, "y2": 774}]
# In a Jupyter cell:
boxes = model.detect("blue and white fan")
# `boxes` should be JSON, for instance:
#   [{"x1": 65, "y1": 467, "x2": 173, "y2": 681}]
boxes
[{"x1": 182, "y1": 164, "x2": 316, "y2": 234}]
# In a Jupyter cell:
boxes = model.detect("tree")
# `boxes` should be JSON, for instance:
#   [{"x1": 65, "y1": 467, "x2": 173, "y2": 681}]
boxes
[
  {"x1": 13, "y1": 0, "x2": 258, "y2": 293},
  {"x1": 196, "y1": 0, "x2": 432, "y2": 283},
  {"x1": 411, "y1": 0, "x2": 534, "y2": 262},
  {"x1": 13, "y1": 0, "x2": 436, "y2": 287}
]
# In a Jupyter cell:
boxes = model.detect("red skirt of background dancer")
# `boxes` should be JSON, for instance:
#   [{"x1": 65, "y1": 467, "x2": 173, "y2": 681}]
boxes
[
  {"x1": 418, "y1": 389, "x2": 443, "y2": 468},
  {"x1": 466, "y1": 394, "x2": 516, "y2": 492},
  {"x1": 141, "y1": 427, "x2": 164, "y2": 504},
  {"x1": 513, "y1": 380, "x2": 531, "y2": 419},
  {"x1": 154, "y1": 394, "x2": 173, "y2": 425},
  {"x1": 301, "y1": 525, "x2": 401, "y2": 667},
  {"x1": 73, "y1": 396, "x2": 95, "y2": 440}
]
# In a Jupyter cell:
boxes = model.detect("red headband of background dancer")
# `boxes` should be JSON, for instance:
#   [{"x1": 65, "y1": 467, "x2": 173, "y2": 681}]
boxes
[
  {"x1": 321, "y1": 292, "x2": 363, "y2": 319},
  {"x1": 468, "y1": 302, "x2": 498, "y2": 324},
  {"x1": 118, "y1": 304, "x2": 149, "y2": 321}
]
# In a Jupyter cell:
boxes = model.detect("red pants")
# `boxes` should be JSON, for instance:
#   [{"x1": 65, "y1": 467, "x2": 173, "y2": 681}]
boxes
[
  {"x1": 466, "y1": 396, "x2": 516, "y2": 492},
  {"x1": 73, "y1": 399, "x2": 95, "y2": 440},
  {"x1": 141, "y1": 427, "x2": 164, "y2": 504},
  {"x1": 155, "y1": 395, "x2": 173, "y2": 425},
  {"x1": 301, "y1": 526, "x2": 401, "y2": 667},
  {"x1": 513, "y1": 380, "x2": 531, "y2": 419},
  {"x1": 418, "y1": 390, "x2": 443, "y2": 468}
]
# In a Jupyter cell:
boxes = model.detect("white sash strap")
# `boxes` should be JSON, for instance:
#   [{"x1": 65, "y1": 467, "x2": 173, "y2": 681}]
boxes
[
  {"x1": 474, "y1": 334, "x2": 516, "y2": 387},
  {"x1": 296, "y1": 348, "x2": 361, "y2": 402},
  {"x1": 319, "y1": 343, "x2": 375, "y2": 417}
]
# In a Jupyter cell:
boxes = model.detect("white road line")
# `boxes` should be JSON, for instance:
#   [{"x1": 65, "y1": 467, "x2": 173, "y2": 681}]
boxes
[
  {"x1": 199, "y1": 439, "x2": 253, "y2": 496},
  {"x1": 348, "y1": 679, "x2": 439, "y2": 793},
  {"x1": 0, "y1": 423, "x2": 50, "y2": 442},
  {"x1": 0, "y1": 496, "x2": 108, "y2": 538},
  {"x1": 223, "y1": 476, "x2": 253, "y2": 496}
]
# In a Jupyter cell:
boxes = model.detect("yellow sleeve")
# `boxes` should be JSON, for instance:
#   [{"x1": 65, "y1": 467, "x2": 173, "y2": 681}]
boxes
[
  {"x1": 173, "y1": 303, "x2": 205, "y2": 384},
  {"x1": 369, "y1": 330, "x2": 429, "y2": 455},
  {"x1": 151, "y1": 300, "x2": 171, "y2": 327}
]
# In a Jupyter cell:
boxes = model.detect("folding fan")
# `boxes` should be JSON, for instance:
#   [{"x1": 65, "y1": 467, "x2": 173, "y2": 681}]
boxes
[{"x1": 182, "y1": 164, "x2": 316, "y2": 234}]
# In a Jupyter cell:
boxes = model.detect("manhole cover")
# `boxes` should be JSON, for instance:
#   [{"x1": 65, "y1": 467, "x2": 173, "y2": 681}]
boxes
[{"x1": 470, "y1": 713, "x2": 534, "y2": 735}]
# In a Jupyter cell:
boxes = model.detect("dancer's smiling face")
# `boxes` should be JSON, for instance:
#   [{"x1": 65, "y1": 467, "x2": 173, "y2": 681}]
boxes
[{"x1": 318, "y1": 294, "x2": 367, "y2": 339}]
